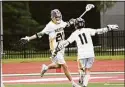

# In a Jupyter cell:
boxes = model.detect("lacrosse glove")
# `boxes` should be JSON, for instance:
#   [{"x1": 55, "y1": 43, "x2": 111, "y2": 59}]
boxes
[
  {"x1": 107, "y1": 24, "x2": 119, "y2": 31},
  {"x1": 19, "y1": 36, "x2": 30, "y2": 46},
  {"x1": 67, "y1": 18, "x2": 76, "y2": 27}
]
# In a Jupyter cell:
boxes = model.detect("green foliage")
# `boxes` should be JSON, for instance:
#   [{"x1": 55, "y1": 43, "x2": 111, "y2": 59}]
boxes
[{"x1": 3, "y1": 2, "x2": 40, "y2": 35}]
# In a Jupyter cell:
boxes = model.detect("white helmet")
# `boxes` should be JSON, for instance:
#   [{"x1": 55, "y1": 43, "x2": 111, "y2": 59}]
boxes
[{"x1": 51, "y1": 9, "x2": 62, "y2": 24}]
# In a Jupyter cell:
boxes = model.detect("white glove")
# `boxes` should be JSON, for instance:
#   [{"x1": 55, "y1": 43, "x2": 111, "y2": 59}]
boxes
[
  {"x1": 69, "y1": 18, "x2": 76, "y2": 25},
  {"x1": 21, "y1": 36, "x2": 30, "y2": 42},
  {"x1": 51, "y1": 44, "x2": 64, "y2": 59},
  {"x1": 57, "y1": 44, "x2": 64, "y2": 51},
  {"x1": 51, "y1": 50, "x2": 57, "y2": 59},
  {"x1": 107, "y1": 24, "x2": 119, "y2": 31}
]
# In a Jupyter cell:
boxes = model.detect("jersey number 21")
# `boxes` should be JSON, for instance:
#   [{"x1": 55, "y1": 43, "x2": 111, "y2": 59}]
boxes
[{"x1": 56, "y1": 32, "x2": 64, "y2": 42}]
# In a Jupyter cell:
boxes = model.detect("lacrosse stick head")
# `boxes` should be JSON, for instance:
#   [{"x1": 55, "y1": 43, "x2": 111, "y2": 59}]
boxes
[
  {"x1": 86, "y1": 4, "x2": 95, "y2": 12},
  {"x1": 12, "y1": 39, "x2": 28, "y2": 51}
]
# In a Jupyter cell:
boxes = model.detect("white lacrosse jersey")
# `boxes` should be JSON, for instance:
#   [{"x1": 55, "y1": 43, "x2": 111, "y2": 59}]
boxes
[
  {"x1": 40, "y1": 20, "x2": 67, "y2": 53},
  {"x1": 67, "y1": 28, "x2": 97, "y2": 59}
]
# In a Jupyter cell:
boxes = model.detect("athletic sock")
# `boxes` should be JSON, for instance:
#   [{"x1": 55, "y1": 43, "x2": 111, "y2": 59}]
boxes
[
  {"x1": 79, "y1": 70, "x2": 84, "y2": 80},
  {"x1": 44, "y1": 65, "x2": 48, "y2": 70},
  {"x1": 71, "y1": 80, "x2": 76, "y2": 85},
  {"x1": 42, "y1": 64, "x2": 48, "y2": 70},
  {"x1": 83, "y1": 74, "x2": 90, "y2": 87}
]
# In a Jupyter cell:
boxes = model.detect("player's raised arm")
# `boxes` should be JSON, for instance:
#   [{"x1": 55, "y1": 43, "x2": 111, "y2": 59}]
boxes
[
  {"x1": 95, "y1": 24, "x2": 119, "y2": 34},
  {"x1": 86, "y1": 24, "x2": 119, "y2": 36},
  {"x1": 19, "y1": 23, "x2": 51, "y2": 46},
  {"x1": 19, "y1": 31, "x2": 45, "y2": 46}
]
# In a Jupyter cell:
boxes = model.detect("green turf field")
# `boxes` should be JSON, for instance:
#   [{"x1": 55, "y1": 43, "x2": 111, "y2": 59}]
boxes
[
  {"x1": 2, "y1": 55, "x2": 124, "y2": 64},
  {"x1": 5, "y1": 83, "x2": 124, "y2": 87}
]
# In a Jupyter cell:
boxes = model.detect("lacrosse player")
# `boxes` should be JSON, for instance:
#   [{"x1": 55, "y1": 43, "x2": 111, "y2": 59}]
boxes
[
  {"x1": 20, "y1": 9, "x2": 80, "y2": 87},
  {"x1": 51, "y1": 18, "x2": 119, "y2": 87}
]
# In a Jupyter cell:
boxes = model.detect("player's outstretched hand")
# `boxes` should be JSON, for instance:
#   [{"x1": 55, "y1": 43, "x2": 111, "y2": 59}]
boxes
[
  {"x1": 69, "y1": 18, "x2": 76, "y2": 25},
  {"x1": 51, "y1": 51, "x2": 57, "y2": 59},
  {"x1": 107, "y1": 24, "x2": 119, "y2": 31},
  {"x1": 51, "y1": 43, "x2": 64, "y2": 58},
  {"x1": 13, "y1": 36, "x2": 30, "y2": 50},
  {"x1": 67, "y1": 18, "x2": 76, "y2": 27},
  {"x1": 19, "y1": 36, "x2": 30, "y2": 46}
]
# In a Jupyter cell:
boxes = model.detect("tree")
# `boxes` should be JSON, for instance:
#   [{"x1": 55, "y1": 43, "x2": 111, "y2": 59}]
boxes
[
  {"x1": 94, "y1": 1, "x2": 116, "y2": 12},
  {"x1": 3, "y1": 2, "x2": 40, "y2": 35}
]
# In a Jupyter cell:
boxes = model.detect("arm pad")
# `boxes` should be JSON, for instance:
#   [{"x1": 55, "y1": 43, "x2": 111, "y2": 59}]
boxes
[{"x1": 36, "y1": 32, "x2": 44, "y2": 38}]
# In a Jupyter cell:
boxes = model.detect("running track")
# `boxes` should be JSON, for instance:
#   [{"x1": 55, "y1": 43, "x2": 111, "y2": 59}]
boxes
[
  {"x1": 2, "y1": 60, "x2": 124, "y2": 74},
  {"x1": 3, "y1": 74, "x2": 124, "y2": 84},
  {"x1": 2, "y1": 60, "x2": 124, "y2": 84}
]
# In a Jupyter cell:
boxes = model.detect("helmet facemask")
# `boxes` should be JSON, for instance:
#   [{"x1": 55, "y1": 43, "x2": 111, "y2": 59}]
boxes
[{"x1": 51, "y1": 9, "x2": 62, "y2": 24}]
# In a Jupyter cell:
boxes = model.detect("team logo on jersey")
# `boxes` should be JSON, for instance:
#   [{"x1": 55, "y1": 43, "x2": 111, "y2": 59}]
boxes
[{"x1": 55, "y1": 27, "x2": 63, "y2": 32}]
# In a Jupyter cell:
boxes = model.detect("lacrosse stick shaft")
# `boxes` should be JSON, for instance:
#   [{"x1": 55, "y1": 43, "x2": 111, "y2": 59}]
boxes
[{"x1": 79, "y1": 10, "x2": 88, "y2": 18}]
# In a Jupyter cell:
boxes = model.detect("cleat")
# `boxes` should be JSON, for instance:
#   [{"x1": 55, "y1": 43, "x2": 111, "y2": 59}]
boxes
[
  {"x1": 72, "y1": 83, "x2": 81, "y2": 87},
  {"x1": 40, "y1": 64, "x2": 47, "y2": 77},
  {"x1": 78, "y1": 78, "x2": 83, "y2": 85}
]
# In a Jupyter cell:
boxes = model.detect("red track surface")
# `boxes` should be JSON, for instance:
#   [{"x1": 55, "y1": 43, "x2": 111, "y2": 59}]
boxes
[
  {"x1": 2, "y1": 60, "x2": 124, "y2": 74},
  {"x1": 2, "y1": 60, "x2": 124, "y2": 85}
]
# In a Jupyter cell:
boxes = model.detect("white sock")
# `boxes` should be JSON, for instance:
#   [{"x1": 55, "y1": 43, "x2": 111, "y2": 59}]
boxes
[
  {"x1": 71, "y1": 80, "x2": 74, "y2": 83},
  {"x1": 79, "y1": 70, "x2": 84, "y2": 80},
  {"x1": 44, "y1": 65, "x2": 48, "y2": 70},
  {"x1": 71, "y1": 80, "x2": 76, "y2": 85},
  {"x1": 83, "y1": 74, "x2": 90, "y2": 86},
  {"x1": 42, "y1": 64, "x2": 48, "y2": 70}
]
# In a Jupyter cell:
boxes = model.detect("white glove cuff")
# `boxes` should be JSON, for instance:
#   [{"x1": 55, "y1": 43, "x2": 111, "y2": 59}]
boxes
[
  {"x1": 107, "y1": 25, "x2": 111, "y2": 31},
  {"x1": 25, "y1": 36, "x2": 30, "y2": 41}
]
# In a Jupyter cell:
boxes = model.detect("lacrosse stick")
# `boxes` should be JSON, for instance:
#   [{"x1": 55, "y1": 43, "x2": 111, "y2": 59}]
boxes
[
  {"x1": 12, "y1": 36, "x2": 29, "y2": 50},
  {"x1": 79, "y1": 4, "x2": 95, "y2": 18}
]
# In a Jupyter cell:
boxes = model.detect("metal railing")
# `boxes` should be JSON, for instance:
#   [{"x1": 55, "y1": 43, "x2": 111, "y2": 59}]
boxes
[{"x1": 1, "y1": 30, "x2": 125, "y2": 59}]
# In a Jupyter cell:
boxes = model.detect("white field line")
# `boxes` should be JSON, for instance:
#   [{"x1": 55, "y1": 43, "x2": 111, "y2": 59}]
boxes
[
  {"x1": 110, "y1": 79, "x2": 124, "y2": 81},
  {"x1": 116, "y1": 79, "x2": 124, "y2": 80},
  {"x1": 3, "y1": 76, "x2": 113, "y2": 83},
  {"x1": 3, "y1": 72, "x2": 124, "y2": 77},
  {"x1": 104, "y1": 83, "x2": 124, "y2": 86}
]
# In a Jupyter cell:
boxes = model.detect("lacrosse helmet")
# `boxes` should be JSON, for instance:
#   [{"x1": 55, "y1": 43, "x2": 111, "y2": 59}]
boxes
[
  {"x1": 74, "y1": 18, "x2": 85, "y2": 29},
  {"x1": 51, "y1": 9, "x2": 62, "y2": 24}
]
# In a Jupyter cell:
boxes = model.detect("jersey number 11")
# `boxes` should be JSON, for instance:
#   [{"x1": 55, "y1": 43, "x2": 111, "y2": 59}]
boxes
[{"x1": 78, "y1": 33, "x2": 88, "y2": 45}]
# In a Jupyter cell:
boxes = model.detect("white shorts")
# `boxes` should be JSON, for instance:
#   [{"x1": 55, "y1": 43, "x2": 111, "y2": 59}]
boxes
[
  {"x1": 51, "y1": 52, "x2": 65, "y2": 64},
  {"x1": 79, "y1": 58, "x2": 94, "y2": 68}
]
